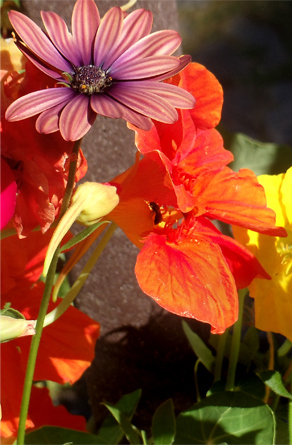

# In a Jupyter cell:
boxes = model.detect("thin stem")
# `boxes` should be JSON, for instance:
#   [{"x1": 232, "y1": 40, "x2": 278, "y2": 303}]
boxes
[
  {"x1": 225, "y1": 289, "x2": 246, "y2": 391},
  {"x1": 289, "y1": 399, "x2": 292, "y2": 445},
  {"x1": 214, "y1": 329, "x2": 229, "y2": 382},
  {"x1": 264, "y1": 332, "x2": 274, "y2": 403},
  {"x1": 16, "y1": 138, "x2": 81, "y2": 444},
  {"x1": 44, "y1": 222, "x2": 117, "y2": 327},
  {"x1": 194, "y1": 359, "x2": 202, "y2": 403},
  {"x1": 17, "y1": 247, "x2": 60, "y2": 444}
]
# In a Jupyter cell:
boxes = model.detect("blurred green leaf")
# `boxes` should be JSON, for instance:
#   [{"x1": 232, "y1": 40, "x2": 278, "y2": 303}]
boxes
[
  {"x1": 152, "y1": 399, "x2": 176, "y2": 445},
  {"x1": 258, "y1": 370, "x2": 292, "y2": 400},
  {"x1": 0, "y1": 307, "x2": 25, "y2": 319},
  {"x1": 174, "y1": 391, "x2": 275, "y2": 444},
  {"x1": 24, "y1": 426, "x2": 101, "y2": 444},
  {"x1": 222, "y1": 131, "x2": 292, "y2": 176},
  {"x1": 96, "y1": 389, "x2": 142, "y2": 444},
  {"x1": 182, "y1": 321, "x2": 215, "y2": 373}
]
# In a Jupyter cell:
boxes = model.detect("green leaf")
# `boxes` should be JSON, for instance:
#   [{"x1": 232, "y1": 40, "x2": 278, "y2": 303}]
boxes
[
  {"x1": 208, "y1": 373, "x2": 266, "y2": 401},
  {"x1": 152, "y1": 399, "x2": 176, "y2": 445},
  {"x1": 182, "y1": 321, "x2": 215, "y2": 373},
  {"x1": 103, "y1": 404, "x2": 141, "y2": 445},
  {"x1": 96, "y1": 389, "x2": 142, "y2": 444},
  {"x1": 60, "y1": 221, "x2": 107, "y2": 252},
  {"x1": 258, "y1": 370, "x2": 292, "y2": 400},
  {"x1": 24, "y1": 426, "x2": 102, "y2": 444},
  {"x1": 174, "y1": 391, "x2": 275, "y2": 444},
  {"x1": 0, "y1": 307, "x2": 25, "y2": 319},
  {"x1": 224, "y1": 132, "x2": 292, "y2": 176},
  {"x1": 275, "y1": 403, "x2": 289, "y2": 445}
]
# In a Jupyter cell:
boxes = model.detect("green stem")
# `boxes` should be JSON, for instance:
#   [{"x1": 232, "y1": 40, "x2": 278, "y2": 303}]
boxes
[
  {"x1": 16, "y1": 247, "x2": 60, "y2": 444},
  {"x1": 16, "y1": 138, "x2": 81, "y2": 444},
  {"x1": 214, "y1": 329, "x2": 229, "y2": 382},
  {"x1": 44, "y1": 222, "x2": 117, "y2": 327},
  {"x1": 194, "y1": 359, "x2": 202, "y2": 402},
  {"x1": 289, "y1": 399, "x2": 292, "y2": 445},
  {"x1": 225, "y1": 289, "x2": 246, "y2": 391}
]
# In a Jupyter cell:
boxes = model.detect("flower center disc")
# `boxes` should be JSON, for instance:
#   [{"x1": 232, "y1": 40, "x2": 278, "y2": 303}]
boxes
[{"x1": 71, "y1": 65, "x2": 112, "y2": 95}]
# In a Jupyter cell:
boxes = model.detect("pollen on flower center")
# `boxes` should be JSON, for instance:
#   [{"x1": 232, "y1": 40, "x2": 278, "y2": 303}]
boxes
[{"x1": 70, "y1": 65, "x2": 112, "y2": 95}]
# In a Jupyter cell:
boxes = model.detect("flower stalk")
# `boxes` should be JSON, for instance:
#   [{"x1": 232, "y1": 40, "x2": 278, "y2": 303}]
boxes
[
  {"x1": 16, "y1": 140, "x2": 81, "y2": 444},
  {"x1": 225, "y1": 289, "x2": 246, "y2": 391}
]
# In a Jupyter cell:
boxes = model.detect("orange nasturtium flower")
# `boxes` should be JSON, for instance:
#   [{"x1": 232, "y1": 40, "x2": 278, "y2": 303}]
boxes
[
  {"x1": 60, "y1": 63, "x2": 286, "y2": 335},
  {"x1": 233, "y1": 167, "x2": 292, "y2": 341}
]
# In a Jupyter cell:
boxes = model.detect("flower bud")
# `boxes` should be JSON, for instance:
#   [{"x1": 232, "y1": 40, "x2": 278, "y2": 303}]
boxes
[
  {"x1": 0, "y1": 315, "x2": 36, "y2": 342},
  {"x1": 43, "y1": 182, "x2": 119, "y2": 276},
  {"x1": 72, "y1": 182, "x2": 119, "y2": 225}
]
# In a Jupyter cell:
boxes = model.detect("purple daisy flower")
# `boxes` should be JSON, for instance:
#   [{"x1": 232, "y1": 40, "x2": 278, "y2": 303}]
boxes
[{"x1": 5, "y1": 0, "x2": 196, "y2": 141}]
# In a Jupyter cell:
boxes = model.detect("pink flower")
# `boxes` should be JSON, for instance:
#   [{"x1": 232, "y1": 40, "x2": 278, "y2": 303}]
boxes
[{"x1": 5, "y1": 0, "x2": 195, "y2": 141}]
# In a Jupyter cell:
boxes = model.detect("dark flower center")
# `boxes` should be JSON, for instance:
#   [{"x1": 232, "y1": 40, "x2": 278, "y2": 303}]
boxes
[{"x1": 70, "y1": 65, "x2": 112, "y2": 95}]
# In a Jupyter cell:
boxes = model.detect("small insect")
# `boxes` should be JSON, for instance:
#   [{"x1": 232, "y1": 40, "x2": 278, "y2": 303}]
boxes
[{"x1": 149, "y1": 201, "x2": 163, "y2": 225}]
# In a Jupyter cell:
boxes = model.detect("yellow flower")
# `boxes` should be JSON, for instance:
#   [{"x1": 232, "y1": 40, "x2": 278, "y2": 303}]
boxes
[{"x1": 233, "y1": 167, "x2": 292, "y2": 340}]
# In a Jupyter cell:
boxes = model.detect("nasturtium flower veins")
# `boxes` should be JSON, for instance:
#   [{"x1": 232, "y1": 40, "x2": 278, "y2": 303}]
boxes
[{"x1": 5, "y1": 0, "x2": 195, "y2": 141}]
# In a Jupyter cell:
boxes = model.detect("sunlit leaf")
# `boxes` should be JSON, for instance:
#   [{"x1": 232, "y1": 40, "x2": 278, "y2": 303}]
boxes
[
  {"x1": 258, "y1": 370, "x2": 292, "y2": 400},
  {"x1": 174, "y1": 391, "x2": 275, "y2": 444}
]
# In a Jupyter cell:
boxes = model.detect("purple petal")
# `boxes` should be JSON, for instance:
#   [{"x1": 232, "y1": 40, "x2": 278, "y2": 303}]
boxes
[
  {"x1": 71, "y1": 0, "x2": 100, "y2": 65},
  {"x1": 118, "y1": 81, "x2": 196, "y2": 109},
  {"x1": 94, "y1": 7, "x2": 123, "y2": 68},
  {"x1": 108, "y1": 84, "x2": 178, "y2": 123},
  {"x1": 122, "y1": 109, "x2": 153, "y2": 131},
  {"x1": 154, "y1": 55, "x2": 192, "y2": 81},
  {"x1": 59, "y1": 94, "x2": 96, "y2": 141},
  {"x1": 14, "y1": 40, "x2": 63, "y2": 80},
  {"x1": 9, "y1": 11, "x2": 72, "y2": 73},
  {"x1": 90, "y1": 94, "x2": 123, "y2": 119},
  {"x1": 110, "y1": 30, "x2": 181, "y2": 71},
  {"x1": 102, "y1": 9, "x2": 152, "y2": 69},
  {"x1": 35, "y1": 101, "x2": 69, "y2": 134},
  {"x1": 91, "y1": 94, "x2": 152, "y2": 130},
  {"x1": 41, "y1": 11, "x2": 82, "y2": 67},
  {"x1": 110, "y1": 55, "x2": 180, "y2": 80},
  {"x1": 5, "y1": 88, "x2": 75, "y2": 122}
]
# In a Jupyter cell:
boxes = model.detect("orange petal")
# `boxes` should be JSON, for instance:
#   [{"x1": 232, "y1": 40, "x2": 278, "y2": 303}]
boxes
[{"x1": 135, "y1": 230, "x2": 238, "y2": 334}]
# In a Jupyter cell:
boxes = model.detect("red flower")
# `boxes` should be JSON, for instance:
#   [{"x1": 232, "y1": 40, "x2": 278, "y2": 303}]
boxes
[
  {"x1": 1, "y1": 60, "x2": 88, "y2": 237},
  {"x1": 1, "y1": 280, "x2": 99, "y2": 438},
  {"x1": 1, "y1": 223, "x2": 72, "y2": 294}
]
